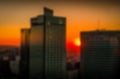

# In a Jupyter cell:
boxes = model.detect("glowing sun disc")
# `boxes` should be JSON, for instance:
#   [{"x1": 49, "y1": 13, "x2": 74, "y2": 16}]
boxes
[{"x1": 74, "y1": 38, "x2": 81, "y2": 46}]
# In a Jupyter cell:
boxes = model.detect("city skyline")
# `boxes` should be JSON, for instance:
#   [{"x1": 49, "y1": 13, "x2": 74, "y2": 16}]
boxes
[
  {"x1": 0, "y1": 1, "x2": 119, "y2": 60},
  {"x1": 0, "y1": 1, "x2": 119, "y2": 79}
]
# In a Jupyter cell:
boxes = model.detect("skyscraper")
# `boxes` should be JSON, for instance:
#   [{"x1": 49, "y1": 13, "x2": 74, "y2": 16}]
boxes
[
  {"x1": 80, "y1": 30, "x2": 120, "y2": 79},
  {"x1": 30, "y1": 7, "x2": 66, "y2": 79},
  {"x1": 20, "y1": 29, "x2": 31, "y2": 78}
]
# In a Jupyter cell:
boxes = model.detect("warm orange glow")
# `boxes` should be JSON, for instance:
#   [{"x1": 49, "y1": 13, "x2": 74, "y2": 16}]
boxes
[
  {"x1": 0, "y1": 3, "x2": 119, "y2": 48},
  {"x1": 74, "y1": 38, "x2": 81, "y2": 46},
  {"x1": 0, "y1": 38, "x2": 20, "y2": 46}
]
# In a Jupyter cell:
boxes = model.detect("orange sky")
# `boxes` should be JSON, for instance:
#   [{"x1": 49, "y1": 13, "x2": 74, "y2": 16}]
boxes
[{"x1": 0, "y1": 1, "x2": 120, "y2": 47}]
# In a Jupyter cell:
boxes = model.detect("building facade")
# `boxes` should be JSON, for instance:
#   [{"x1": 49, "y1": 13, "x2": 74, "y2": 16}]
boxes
[
  {"x1": 29, "y1": 7, "x2": 66, "y2": 79},
  {"x1": 20, "y1": 29, "x2": 31, "y2": 78},
  {"x1": 80, "y1": 31, "x2": 120, "y2": 79}
]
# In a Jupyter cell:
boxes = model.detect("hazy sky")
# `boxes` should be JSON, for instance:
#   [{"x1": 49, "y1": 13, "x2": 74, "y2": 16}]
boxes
[{"x1": 0, "y1": 0, "x2": 120, "y2": 46}]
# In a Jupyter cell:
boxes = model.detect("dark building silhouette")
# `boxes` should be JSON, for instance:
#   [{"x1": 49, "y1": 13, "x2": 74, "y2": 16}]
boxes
[
  {"x1": 0, "y1": 57, "x2": 12, "y2": 79},
  {"x1": 67, "y1": 61, "x2": 80, "y2": 79},
  {"x1": 28, "y1": 7, "x2": 66, "y2": 79},
  {"x1": 20, "y1": 29, "x2": 31, "y2": 78},
  {"x1": 74, "y1": 62, "x2": 80, "y2": 70},
  {"x1": 80, "y1": 30, "x2": 120, "y2": 79},
  {"x1": 67, "y1": 62, "x2": 74, "y2": 71}
]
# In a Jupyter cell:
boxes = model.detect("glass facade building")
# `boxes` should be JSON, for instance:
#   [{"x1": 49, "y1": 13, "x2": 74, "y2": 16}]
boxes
[
  {"x1": 29, "y1": 7, "x2": 66, "y2": 79},
  {"x1": 20, "y1": 29, "x2": 31, "y2": 78},
  {"x1": 80, "y1": 31, "x2": 120, "y2": 79}
]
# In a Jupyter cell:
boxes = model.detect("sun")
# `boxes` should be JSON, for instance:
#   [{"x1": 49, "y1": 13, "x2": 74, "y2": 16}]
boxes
[{"x1": 74, "y1": 38, "x2": 81, "y2": 46}]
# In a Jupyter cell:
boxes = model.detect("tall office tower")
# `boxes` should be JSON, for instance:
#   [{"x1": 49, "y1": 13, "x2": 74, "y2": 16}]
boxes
[
  {"x1": 80, "y1": 30, "x2": 120, "y2": 79},
  {"x1": 20, "y1": 29, "x2": 31, "y2": 78},
  {"x1": 30, "y1": 7, "x2": 66, "y2": 79}
]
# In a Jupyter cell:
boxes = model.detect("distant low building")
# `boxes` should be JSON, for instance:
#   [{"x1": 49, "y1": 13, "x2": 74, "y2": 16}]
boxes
[
  {"x1": 67, "y1": 61, "x2": 80, "y2": 79},
  {"x1": 0, "y1": 57, "x2": 11, "y2": 78}
]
